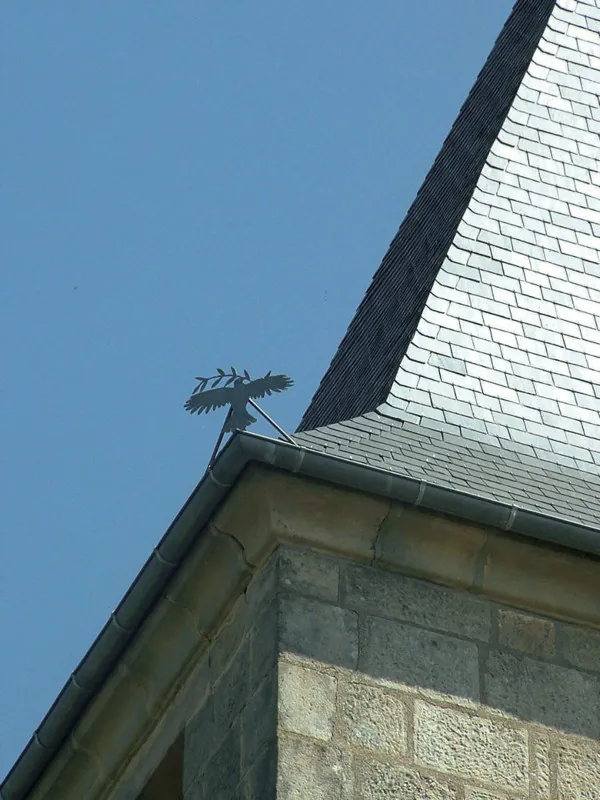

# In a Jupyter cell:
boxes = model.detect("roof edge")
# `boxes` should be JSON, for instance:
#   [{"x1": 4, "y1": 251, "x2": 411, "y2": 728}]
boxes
[{"x1": 3, "y1": 430, "x2": 600, "y2": 799}]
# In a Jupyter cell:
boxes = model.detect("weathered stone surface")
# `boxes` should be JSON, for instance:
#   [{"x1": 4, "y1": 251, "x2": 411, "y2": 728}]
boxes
[
  {"x1": 356, "y1": 760, "x2": 460, "y2": 800},
  {"x1": 277, "y1": 737, "x2": 345, "y2": 800},
  {"x1": 203, "y1": 720, "x2": 241, "y2": 800},
  {"x1": 279, "y1": 546, "x2": 340, "y2": 603},
  {"x1": 116, "y1": 650, "x2": 210, "y2": 800},
  {"x1": 558, "y1": 621, "x2": 600, "y2": 673},
  {"x1": 250, "y1": 599, "x2": 278, "y2": 689},
  {"x1": 168, "y1": 530, "x2": 251, "y2": 636},
  {"x1": 183, "y1": 696, "x2": 214, "y2": 791},
  {"x1": 212, "y1": 641, "x2": 250, "y2": 738},
  {"x1": 479, "y1": 535, "x2": 600, "y2": 627},
  {"x1": 464, "y1": 789, "x2": 510, "y2": 800},
  {"x1": 266, "y1": 472, "x2": 390, "y2": 562},
  {"x1": 341, "y1": 562, "x2": 490, "y2": 640},
  {"x1": 244, "y1": 548, "x2": 278, "y2": 622},
  {"x1": 210, "y1": 466, "x2": 278, "y2": 566},
  {"x1": 376, "y1": 504, "x2": 485, "y2": 590},
  {"x1": 72, "y1": 669, "x2": 152, "y2": 781},
  {"x1": 533, "y1": 733, "x2": 551, "y2": 799},
  {"x1": 28, "y1": 746, "x2": 103, "y2": 800},
  {"x1": 414, "y1": 701, "x2": 528, "y2": 792},
  {"x1": 484, "y1": 650, "x2": 600, "y2": 739},
  {"x1": 121, "y1": 596, "x2": 208, "y2": 718},
  {"x1": 340, "y1": 681, "x2": 407, "y2": 755},
  {"x1": 280, "y1": 593, "x2": 358, "y2": 669},
  {"x1": 279, "y1": 662, "x2": 337, "y2": 741},
  {"x1": 557, "y1": 738, "x2": 600, "y2": 800},
  {"x1": 242, "y1": 670, "x2": 277, "y2": 772},
  {"x1": 214, "y1": 467, "x2": 390, "y2": 564},
  {"x1": 210, "y1": 596, "x2": 246, "y2": 681},
  {"x1": 184, "y1": 775, "x2": 205, "y2": 800},
  {"x1": 361, "y1": 617, "x2": 480, "y2": 701},
  {"x1": 243, "y1": 741, "x2": 277, "y2": 799},
  {"x1": 497, "y1": 608, "x2": 556, "y2": 660}
]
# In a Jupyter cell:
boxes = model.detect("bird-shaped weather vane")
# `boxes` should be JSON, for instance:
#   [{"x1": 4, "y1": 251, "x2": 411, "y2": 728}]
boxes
[{"x1": 184, "y1": 366, "x2": 295, "y2": 466}]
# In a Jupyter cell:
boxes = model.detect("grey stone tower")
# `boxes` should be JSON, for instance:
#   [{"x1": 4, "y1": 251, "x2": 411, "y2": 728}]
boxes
[{"x1": 5, "y1": 2, "x2": 600, "y2": 799}]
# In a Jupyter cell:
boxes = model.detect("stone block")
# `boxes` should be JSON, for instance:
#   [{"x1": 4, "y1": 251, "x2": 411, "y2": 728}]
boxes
[
  {"x1": 277, "y1": 737, "x2": 345, "y2": 800},
  {"x1": 29, "y1": 746, "x2": 103, "y2": 800},
  {"x1": 558, "y1": 621, "x2": 600, "y2": 672},
  {"x1": 210, "y1": 596, "x2": 247, "y2": 681},
  {"x1": 414, "y1": 701, "x2": 528, "y2": 792},
  {"x1": 279, "y1": 546, "x2": 340, "y2": 603},
  {"x1": 484, "y1": 650, "x2": 599, "y2": 739},
  {"x1": 478, "y1": 533, "x2": 600, "y2": 627},
  {"x1": 497, "y1": 608, "x2": 556, "y2": 659},
  {"x1": 279, "y1": 661, "x2": 337, "y2": 741},
  {"x1": 184, "y1": 775, "x2": 205, "y2": 799},
  {"x1": 183, "y1": 696, "x2": 214, "y2": 791},
  {"x1": 119, "y1": 653, "x2": 208, "y2": 800},
  {"x1": 270, "y1": 474, "x2": 388, "y2": 563},
  {"x1": 122, "y1": 596, "x2": 208, "y2": 715},
  {"x1": 279, "y1": 593, "x2": 358, "y2": 669},
  {"x1": 168, "y1": 530, "x2": 251, "y2": 636},
  {"x1": 242, "y1": 669, "x2": 276, "y2": 772},
  {"x1": 355, "y1": 760, "x2": 460, "y2": 800},
  {"x1": 242, "y1": 741, "x2": 277, "y2": 799},
  {"x1": 533, "y1": 733, "x2": 551, "y2": 799},
  {"x1": 341, "y1": 562, "x2": 490, "y2": 641},
  {"x1": 340, "y1": 680, "x2": 407, "y2": 755},
  {"x1": 557, "y1": 738, "x2": 600, "y2": 800},
  {"x1": 464, "y1": 789, "x2": 510, "y2": 800},
  {"x1": 203, "y1": 719, "x2": 241, "y2": 800},
  {"x1": 214, "y1": 466, "x2": 389, "y2": 564},
  {"x1": 361, "y1": 617, "x2": 480, "y2": 702},
  {"x1": 244, "y1": 549, "x2": 278, "y2": 622},
  {"x1": 375, "y1": 503, "x2": 485, "y2": 590},
  {"x1": 250, "y1": 599, "x2": 278, "y2": 689},
  {"x1": 210, "y1": 466, "x2": 278, "y2": 566},
  {"x1": 212, "y1": 641, "x2": 250, "y2": 739},
  {"x1": 73, "y1": 668, "x2": 153, "y2": 782}
]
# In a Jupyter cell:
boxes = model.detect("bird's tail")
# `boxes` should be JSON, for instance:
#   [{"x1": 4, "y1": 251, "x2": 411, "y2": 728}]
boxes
[{"x1": 226, "y1": 408, "x2": 257, "y2": 432}]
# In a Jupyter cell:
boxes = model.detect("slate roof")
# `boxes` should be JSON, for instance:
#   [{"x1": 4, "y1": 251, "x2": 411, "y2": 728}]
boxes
[
  {"x1": 297, "y1": 0, "x2": 600, "y2": 529},
  {"x1": 296, "y1": 413, "x2": 600, "y2": 528}
]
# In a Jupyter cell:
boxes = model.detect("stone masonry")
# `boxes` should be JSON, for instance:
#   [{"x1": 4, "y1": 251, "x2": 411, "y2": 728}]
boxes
[
  {"x1": 182, "y1": 553, "x2": 279, "y2": 799},
  {"x1": 182, "y1": 542, "x2": 600, "y2": 799},
  {"x1": 27, "y1": 469, "x2": 600, "y2": 800}
]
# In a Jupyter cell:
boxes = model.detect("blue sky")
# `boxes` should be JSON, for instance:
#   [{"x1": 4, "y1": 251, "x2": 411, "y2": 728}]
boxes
[{"x1": 1, "y1": 0, "x2": 513, "y2": 779}]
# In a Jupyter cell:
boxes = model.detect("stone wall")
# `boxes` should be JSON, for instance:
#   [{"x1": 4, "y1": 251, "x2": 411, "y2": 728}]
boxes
[
  {"x1": 277, "y1": 545, "x2": 600, "y2": 800},
  {"x1": 182, "y1": 553, "x2": 278, "y2": 799}
]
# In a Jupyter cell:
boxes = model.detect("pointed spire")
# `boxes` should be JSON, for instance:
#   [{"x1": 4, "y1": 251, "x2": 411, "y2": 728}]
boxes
[{"x1": 299, "y1": 0, "x2": 600, "y2": 479}]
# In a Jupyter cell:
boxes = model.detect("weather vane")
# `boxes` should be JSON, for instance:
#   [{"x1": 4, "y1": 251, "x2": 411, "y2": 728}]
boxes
[{"x1": 184, "y1": 366, "x2": 296, "y2": 466}]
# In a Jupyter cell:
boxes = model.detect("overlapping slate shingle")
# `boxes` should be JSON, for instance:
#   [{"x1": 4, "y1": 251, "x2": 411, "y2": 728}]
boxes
[
  {"x1": 297, "y1": 412, "x2": 600, "y2": 527},
  {"x1": 297, "y1": 0, "x2": 600, "y2": 527}
]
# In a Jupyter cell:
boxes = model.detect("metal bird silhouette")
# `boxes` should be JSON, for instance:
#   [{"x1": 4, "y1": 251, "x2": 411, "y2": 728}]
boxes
[{"x1": 184, "y1": 367, "x2": 293, "y2": 432}]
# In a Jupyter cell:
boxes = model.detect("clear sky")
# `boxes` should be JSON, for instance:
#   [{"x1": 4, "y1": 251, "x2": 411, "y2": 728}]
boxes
[{"x1": 1, "y1": 0, "x2": 514, "y2": 780}]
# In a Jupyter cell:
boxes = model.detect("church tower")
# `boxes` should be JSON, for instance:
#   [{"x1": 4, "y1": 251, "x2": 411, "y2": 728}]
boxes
[{"x1": 4, "y1": 1, "x2": 600, "y2": 798}]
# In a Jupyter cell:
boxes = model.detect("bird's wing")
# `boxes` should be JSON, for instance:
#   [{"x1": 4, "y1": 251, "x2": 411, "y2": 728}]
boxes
[
  {"x1": 247, "y1": 374, "x2": 294, "y2": 399},
  {"x1": 184, "y1": 386, "x2": 232, "y2": 414}
]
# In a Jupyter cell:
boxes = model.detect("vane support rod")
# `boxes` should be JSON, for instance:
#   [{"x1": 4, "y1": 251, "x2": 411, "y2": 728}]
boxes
[
  {"x1": 208, "y1": 407, "x2": 234, "y2": 467},
  {"x1": 248, "y1": 398, "x2": 297, "y2": 445}
]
